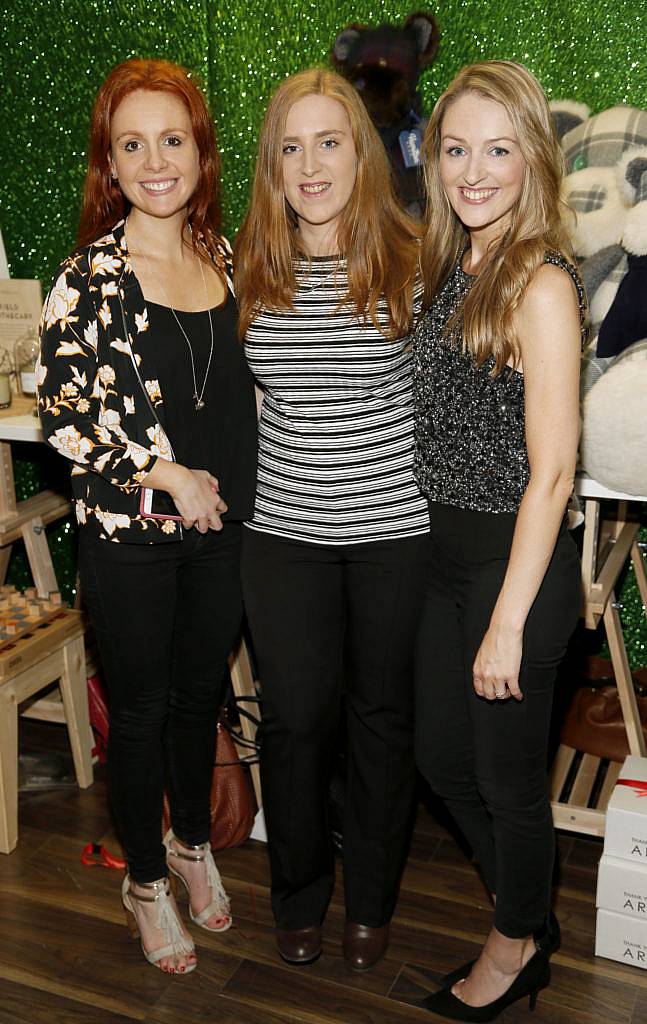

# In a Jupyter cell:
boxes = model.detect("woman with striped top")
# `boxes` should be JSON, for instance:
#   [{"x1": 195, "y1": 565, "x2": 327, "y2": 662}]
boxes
[{"x1": 235, "y1": 68, "x2": 430, "y2": 970}]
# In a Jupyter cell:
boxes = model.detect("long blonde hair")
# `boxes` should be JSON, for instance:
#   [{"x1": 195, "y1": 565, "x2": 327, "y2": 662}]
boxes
[
  {"x1": 421, "y1": 60, "x2": 574, "y2": 373},
  {"x1": 235, "y1": 68, "x2": 419, "y2": 340}
]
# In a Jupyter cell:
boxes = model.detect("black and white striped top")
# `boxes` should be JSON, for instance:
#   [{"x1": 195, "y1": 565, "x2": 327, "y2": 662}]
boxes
[{"x1": 244, "y1": 256, "x2": 429, "y2": 545}]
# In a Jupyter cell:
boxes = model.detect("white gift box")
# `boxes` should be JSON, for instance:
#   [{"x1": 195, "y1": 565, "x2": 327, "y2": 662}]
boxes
[
  {"x1": 596, "y1": 908, "x2": 647, "y2": 968},
  {"x1": 604, "y1": 756, "x2": 647, "y2": 862},
  {"x1": 597, "y1": 853, "x2": 647, "y2": 919}
]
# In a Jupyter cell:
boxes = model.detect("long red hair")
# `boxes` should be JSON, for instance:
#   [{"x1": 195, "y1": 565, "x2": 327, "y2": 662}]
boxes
[
  {"x1": 77, "y1": 58, "x2": 222, "y2": 257},
  {"x1": 234, "y1": 68, "x2": 419, "y2": 340}
]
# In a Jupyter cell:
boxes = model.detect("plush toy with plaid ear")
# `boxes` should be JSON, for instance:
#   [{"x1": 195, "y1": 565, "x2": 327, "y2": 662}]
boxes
[
  {"x1": 331, "y1": 11, "x2": 440, "y2": 218},
  {"x1": 551, "y1": 101, "x2": 647, "y2": 495}
]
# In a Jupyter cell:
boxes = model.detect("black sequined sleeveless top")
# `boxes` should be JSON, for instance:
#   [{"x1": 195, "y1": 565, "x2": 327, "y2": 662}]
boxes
[{"x1": 413, "y1": 252, "x2": 587, "y2": 513}]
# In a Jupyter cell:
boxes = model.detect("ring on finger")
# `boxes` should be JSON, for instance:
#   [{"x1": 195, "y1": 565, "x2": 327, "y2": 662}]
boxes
[{"x1": 494, "y1": 688, "x2": 507, "y2": 699}]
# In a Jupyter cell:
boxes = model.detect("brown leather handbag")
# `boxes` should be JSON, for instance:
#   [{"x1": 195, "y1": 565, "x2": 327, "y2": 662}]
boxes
[
  {"x1": 209, "y1": 721, "x2": 255, "y2": 851},
  {"x1": 560, "y1": 659, "x2": 647, "y2": 762},
  {"x1": 560, "y1": 685, "x2": 647, "y2": 762},
  {"x1": 162, "y1": 720, "x2": 255, "y2": 851}
]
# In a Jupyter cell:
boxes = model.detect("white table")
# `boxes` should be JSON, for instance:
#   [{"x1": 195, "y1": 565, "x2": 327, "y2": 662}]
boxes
[{"x1": 0, "y1": 396, "x2": 71, "y2": 596}]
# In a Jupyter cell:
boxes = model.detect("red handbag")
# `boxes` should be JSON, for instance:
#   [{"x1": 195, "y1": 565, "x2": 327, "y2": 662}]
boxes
[{"x1": 86, "y1": 672, "x2": 109, "y2": 763}]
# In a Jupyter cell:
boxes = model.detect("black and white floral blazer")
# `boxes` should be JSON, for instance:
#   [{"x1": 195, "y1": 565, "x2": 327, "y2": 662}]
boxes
[{"x1": 37, "y1": 219, "x2": 234, "y2": 543}]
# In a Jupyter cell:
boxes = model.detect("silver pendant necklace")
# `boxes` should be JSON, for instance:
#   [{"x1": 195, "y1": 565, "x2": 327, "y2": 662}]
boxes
[
  {"x1": 127, "y1": 223, "x2": 215, "y2": 411},
  {"x1": 297, "y1": 268, "x2": 337, "y2": 293},
  {"x1": 167, "y1": 259, "x2": 214, "y2": 411},
  {"x1": 295, "y1": 255, "x2": 345, "y2": 294}
]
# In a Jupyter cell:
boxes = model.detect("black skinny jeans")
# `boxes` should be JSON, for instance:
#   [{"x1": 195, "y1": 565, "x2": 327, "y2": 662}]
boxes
[
  {"x1": 242, "y1": 527, "x2": 431, "y2": 930},
  {"x1": 415, "y1": 503, "x2": 581, "y2": 938},
  {"x1": 79, "y1": 523, "x2": 243, "y2": 882}
]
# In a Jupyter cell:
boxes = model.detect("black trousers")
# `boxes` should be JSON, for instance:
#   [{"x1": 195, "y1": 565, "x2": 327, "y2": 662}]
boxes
[
  {"x1": 79, "y1": 523, "x2": 243, "y2": 882},
  {"x1": 415, "y1": 503, "x2": 581, "y2": 937},
  {"x1": 241, "y1": 527, "x2": 431, "y2": 930}
]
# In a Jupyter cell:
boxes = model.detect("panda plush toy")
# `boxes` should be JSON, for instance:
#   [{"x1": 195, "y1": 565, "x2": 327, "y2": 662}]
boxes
[{"x1": 551, "y1": 101, "x2": 647, "y2": 496}]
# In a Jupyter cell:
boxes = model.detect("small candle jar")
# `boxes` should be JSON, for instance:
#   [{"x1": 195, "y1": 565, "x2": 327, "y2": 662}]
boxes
[
  {"x1": 0, "y1": 374, "x2": 11, "y2": 410},
  {"x1": 14, "y1": 327, "x2": 39, "y2": 397},
  {"x1": 0, "y1": 350, "x2": 13, "y2": 410}
]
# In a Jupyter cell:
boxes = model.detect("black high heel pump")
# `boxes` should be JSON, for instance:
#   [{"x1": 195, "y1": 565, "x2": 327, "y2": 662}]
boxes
[
  {"x1": 421, "y1": 948, "x2": 550, "y2": 1022},
  {"x1": 438, "y1": 911, "x2": 560, "y2": 989}
]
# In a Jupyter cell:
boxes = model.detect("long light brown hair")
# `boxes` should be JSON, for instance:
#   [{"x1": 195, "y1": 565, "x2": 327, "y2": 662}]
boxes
[
  {"x1": 235, "y1": 68, "x2": 419, "y2": 339},
  {"x1": 421, "y1": 60, "x2": 575, "y2": 373},
  {"x1": 77, "y1": 58, "x2": 223, "y2": 266}
]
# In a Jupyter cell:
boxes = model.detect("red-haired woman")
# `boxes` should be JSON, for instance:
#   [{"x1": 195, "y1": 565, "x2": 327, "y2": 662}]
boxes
[
  {"x1": 235, "y1": 68, "x2": 430, "y2": 970},
  {"x1": 37, "y1": 58, "x2": 257, "y2": 974}
]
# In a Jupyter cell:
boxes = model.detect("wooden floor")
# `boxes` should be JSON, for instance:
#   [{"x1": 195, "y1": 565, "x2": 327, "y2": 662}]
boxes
[{"x1": 1, "y1": 724, "x2": 646, "y2": 1023}]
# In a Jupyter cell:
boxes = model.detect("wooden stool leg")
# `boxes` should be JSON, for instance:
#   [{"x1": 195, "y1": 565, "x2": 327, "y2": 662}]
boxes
[
  {"x1": 604, "y1": 593, "x2": 647, "y2": 757},
  {"x1": 0, "y1": 441, "x2": 17, "y2": 518},
  {"x1": 0, "y1": 690, "x2": 19, "y2": 853},
  {"x1": 59, "y1": 635, "x2": 93, "y2": 788},
  {"x1": 632, "y1": 539, "x2": 647, "y2": 612},
  {"x1": 228, "y1": 636, "x2": 262, "y2": 810},
  {"x1": 0, "y1": 544, "x2": 12, "y2": 586},
  {"x1": 20, "y1": 515, "x2": 59, "y2": 598}
]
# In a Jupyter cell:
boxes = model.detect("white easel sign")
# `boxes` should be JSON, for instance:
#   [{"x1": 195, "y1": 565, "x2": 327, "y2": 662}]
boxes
[
  {"x1": 0, "y1": 227, "x2": 8, "y2": 279},
  {"x1": 0, "y1": 279, "x2": 43, "y2": 361}
]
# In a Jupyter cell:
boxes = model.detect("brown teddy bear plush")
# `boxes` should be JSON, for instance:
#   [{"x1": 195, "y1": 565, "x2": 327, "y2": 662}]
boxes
[{"x1": 331, "y1": 11, "x2": 440, "y2": 217}]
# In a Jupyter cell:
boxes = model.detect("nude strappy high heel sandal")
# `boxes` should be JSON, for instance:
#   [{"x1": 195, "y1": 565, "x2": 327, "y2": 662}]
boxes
[
  {"x1": 163, "y1": 829, "x2": 232, "y2": 932},
  {"x1": 121, "y1": 874, "x2": 197, "y2": 973}
]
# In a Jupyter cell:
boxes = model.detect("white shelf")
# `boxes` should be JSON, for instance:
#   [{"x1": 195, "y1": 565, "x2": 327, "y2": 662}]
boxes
[
  {"x1": 0, "y1": 411, "x2": 42, "y2": 444},
  {"x1": 575, "y1": 472, "x2": 647, "y2": 504}
]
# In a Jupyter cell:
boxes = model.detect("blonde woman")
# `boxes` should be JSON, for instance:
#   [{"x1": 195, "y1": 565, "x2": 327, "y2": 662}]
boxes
[
  {"x1": 413, "y1": 60, "x2": 586, "y2": 1020},
  {"x1": 235, "y1": 68, "x2": 430, "y2": 970}
]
